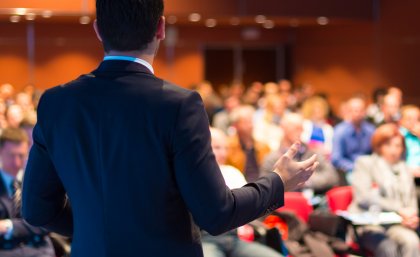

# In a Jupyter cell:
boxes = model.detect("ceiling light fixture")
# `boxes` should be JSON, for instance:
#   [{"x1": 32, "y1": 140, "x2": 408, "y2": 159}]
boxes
[
  {"x1": 205, "y1": 19, "x2": 217, "y2": 28},
  {"x1": 15, "y1": 8, "x2": 26, "y2": 16},
  {"x1": 42, "y1": 10, "x2": 53, "y2": 18},
  {"x1": 255, "y1": 15, "x2": 266, "y2": 24},
  {"x1": 189, "y1": 13, "x2": 201, "y2": 22},
  {"x1": 167, "y1": 15, "x2": 178, "y2": 25},
  {"x1": 10, "y1": 16, "x2": 20, "y2": 23},
  {"x1": 79, "y1": 16, "x2": 91, "y2": 24},
  {"x1": 263, "y1": 20, "x2": 275, "y2": 29},
  {"x1": 25, "y1": 13, "x2": 36, "y2": 21},
  {"x1": 317, "y1": 16, "x2": 329, "y2": 25}
]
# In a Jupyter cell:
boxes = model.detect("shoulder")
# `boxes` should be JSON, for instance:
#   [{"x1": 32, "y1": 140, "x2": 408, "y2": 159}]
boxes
[
  {"x1": 355, "y1": 155, "x2": 375, "y2": 167},
  {"x1": 362, "y1": 121, "x2": 376, "y2": 132},
  {"x1": 162, "y1": 80, "x2": 197, "y2": 100}
]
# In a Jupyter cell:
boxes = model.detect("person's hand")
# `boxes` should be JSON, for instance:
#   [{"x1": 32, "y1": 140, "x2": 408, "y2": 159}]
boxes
[
  {"x1": 399, "y1": 209, "x2": 419, "y2": 230},
  {"x1": 0, "y1": 219, "x2": 12, "y2": 235},
  {"x1": 273, "y1": 142, "x2": 318, "y2": 191}
]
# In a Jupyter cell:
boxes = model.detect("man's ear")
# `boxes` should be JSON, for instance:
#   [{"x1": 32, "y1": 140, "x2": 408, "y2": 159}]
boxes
[
  {"x1": 93, "y1": 20, "x2": 103, "y2": 42},
  {"x1": 156, "y1": 16, "x2": 166, "y2": 40}
]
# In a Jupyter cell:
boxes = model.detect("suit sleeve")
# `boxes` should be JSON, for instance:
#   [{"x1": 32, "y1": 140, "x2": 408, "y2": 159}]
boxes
[
  {"x1": 21, "y1": 94, "x2": 73, "y2": 237},
  {"x1": 172, "y1": 92, "x2": 284, "y2": 235}
]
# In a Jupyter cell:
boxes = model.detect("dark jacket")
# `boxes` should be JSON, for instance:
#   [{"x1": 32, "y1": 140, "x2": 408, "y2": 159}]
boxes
[
  {"x1": 0, "y1": 172, "x2": 54, "y2": 257},
  {"x1": 21, "y1": 60, "x2": 284, "y2": 257}
]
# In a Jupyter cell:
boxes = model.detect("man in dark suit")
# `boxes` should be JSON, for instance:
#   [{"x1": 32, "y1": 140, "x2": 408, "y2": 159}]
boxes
[
  {"x1": 21, "y1": 1, "x2": 317, "y2": 257},
  {"x1": 0, "y1": 128, "x2": 55, "y2": 257}
]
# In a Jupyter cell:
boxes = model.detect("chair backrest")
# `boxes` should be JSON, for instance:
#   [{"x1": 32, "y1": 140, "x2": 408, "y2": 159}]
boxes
[
  {"x1": 277, "y1": 192, "x2": 313, "y2": 222},
  {"x1": 326, "y1": 186, "x2": 353, "y2": 213}
]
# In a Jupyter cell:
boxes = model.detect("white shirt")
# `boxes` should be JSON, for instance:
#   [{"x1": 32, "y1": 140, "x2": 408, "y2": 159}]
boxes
[{"x1": 220, "y1": 165, "x2": 247, "y2": 189}]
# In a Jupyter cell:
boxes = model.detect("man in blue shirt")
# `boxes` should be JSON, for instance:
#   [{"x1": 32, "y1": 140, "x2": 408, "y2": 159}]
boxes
[
  {"x1": 0, "y1": 128, "x2": 54, "y2": 257},
  {"x1": 332, "y1": 97, "x2": 375, "y2": 183}
]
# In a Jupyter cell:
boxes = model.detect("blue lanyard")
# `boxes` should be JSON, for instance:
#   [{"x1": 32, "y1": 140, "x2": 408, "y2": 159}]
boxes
[{"x1": 103, "y1": 55, "x2": 154, "y2": 74}]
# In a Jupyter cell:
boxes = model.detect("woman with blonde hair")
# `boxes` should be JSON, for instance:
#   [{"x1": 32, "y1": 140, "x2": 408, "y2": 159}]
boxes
[{"x1": 300, "y1": 96, "x2": 334, "y2": 157}]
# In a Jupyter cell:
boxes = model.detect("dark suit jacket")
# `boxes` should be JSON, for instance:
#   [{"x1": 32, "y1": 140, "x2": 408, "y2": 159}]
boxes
[
  {"x1": 0, "y1": 172, "x2": 54, "y2": 257},
  {"x1": 21, "y1": 60, "x2": 284, "y2": 257}
]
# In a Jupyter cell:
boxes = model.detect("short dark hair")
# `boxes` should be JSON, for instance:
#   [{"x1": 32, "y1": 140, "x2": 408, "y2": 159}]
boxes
[
  {"x1": 96, "y1": 0, "x2": 164, "y2": 52},
  {"x1": 0, "y1": 128, "x2": 28, "y2": 148}
]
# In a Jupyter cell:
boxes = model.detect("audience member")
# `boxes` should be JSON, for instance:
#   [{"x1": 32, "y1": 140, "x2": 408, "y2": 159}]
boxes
[
  {"x1": 370, "y1": 93, "x2": 401, "y2": 127},
  {"x1": 196, "y1": 81, "x2": 223, "y2": 123},
  {"x1": 332, "y1": 97, "x2": 375, "y2": 183},
  {"x1": 260, "y1": 113, "x2": 338, "y2": 194},
  {"x1": 242, "y1": 82, "x2": 263, "y2": 108},
  {"x1": 0, "y1": 84, "x2": 14, "y2": 107},
  {"x1": 201, "y1": 128, "x2": 283, "y2": 257},
  {"x1": 226, "y1": 105, "x2": 271, "y2": 182},
  {"x1": 0, "y1": 128, "x2": 55, "y2": 256},
  {"x1": 5, "y1": 105, "x2": 24, "y2": 129},
  {"x1": 366, "y1": 87, "x2": 388, "y2": 125},
  {"x1": 212, "y1": 96, "x2": 240, "y2": 135},
  {"x1": 400, "y1": 105, "x2": 420, "y2": 174},
  {"x1": 349, "y1": 124, "x2": 419, "y2": 257},
  {"x1": 300, "y1": 96, "x2": 334, "y2": 157},
  {"x1": 399, "y1": 105, "x2": 420, "y2": 214},
  {"x1": 253, "y1": 94, "x2": 286, "y2": 151}
]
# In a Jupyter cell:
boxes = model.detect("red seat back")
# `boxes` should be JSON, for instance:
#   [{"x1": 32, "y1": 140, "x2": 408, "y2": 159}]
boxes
[
  {"x1": 277, "y1": 192, "x2": 313, "y2": 222},
  {"x1": 326, "y1": 186, "x2": 353, "y2": 213}
]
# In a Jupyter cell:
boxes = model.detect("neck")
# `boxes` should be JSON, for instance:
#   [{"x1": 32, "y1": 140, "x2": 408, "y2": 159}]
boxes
[{"x1": 105, "y1": 50, "x2": 155, "y2": 66}]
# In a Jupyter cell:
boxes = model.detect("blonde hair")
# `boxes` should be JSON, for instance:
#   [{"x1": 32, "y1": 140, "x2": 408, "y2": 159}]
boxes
[{"x1": 301, "y1": 96, "x2": 329, "y2": 120}]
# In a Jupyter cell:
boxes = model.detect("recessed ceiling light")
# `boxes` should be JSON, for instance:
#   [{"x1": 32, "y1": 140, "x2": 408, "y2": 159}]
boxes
[
  {"x1": 10, "y1": 16, "x2": 20, "y2": 23},
  {"x1": 255, "y1": 15, "x2": 266, "y2": 24},
  {"x1": 25, "y1": 13, "x2": 36, "y2": 21},
  {"x1": 79, "y1": 16, "x2": 91, "y2": 24},
  {"x1": 42, "y1": 10, "x2": 53, "y2": 18},
  {"x1": 263, "y1": 20, "x2": 275, "y2": 29},
  {"x1": 317, "y1": 16, "x2": 329, "y2": 25},
  {"x1": 230, "y1": 17, "x2": 240, "y2": 26},
  {"x1": 205, "y1": 19, "x2": 217, "y2": 28},
  {"x1": 167, "y1": 15, "x2": 177, "y2": 25},
  {"x1": 15, "y1": 8, "x2": 26, "y2": 16},
  {"x1": 189, "y1": 13, "x2": 201, "y2": 22}
]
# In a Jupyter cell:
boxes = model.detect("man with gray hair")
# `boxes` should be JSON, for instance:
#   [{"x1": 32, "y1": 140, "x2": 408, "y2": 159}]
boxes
[{"x1": 261, "y1": 113, "x2": 338, "y2": 194}]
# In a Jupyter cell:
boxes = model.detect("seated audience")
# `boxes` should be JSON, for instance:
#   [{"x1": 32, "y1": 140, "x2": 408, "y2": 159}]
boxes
[
  {"x1": 260, "y1": 113, "x2": 338, "y2": 194},
  {"x1": 300, "y1": 96, "x2": 334, "y2": 158},
  {"x1": 332, "y1": 97, "x2": 375, "y2": 183},
  {"x1": 349, "y1": 124, "x2": 419, "y2": 257},
  {"x1": 212, "y1": 96, "x2": 240, "y2": 135},
  {"x1": 399, "y1": 105, "x2": 420, "y2": 214},
  {"x1": 366, "y1": 87, "x2": 388, "y2": 125},
  {"x1": 201, "y1": 128, "x2": 283, "y2": 257},
  {"x1": 399, "y1": 105, "x2": 420, "y2": 174},
  {"x1": 5, "y1": 105, "x2": 24, "y2": 129},
  {"x1": 0, "y1": 128, "x2": 55, "y2": 256},
  {"x1": 370, "y1": 93, "x2": 401, "y2": 127},
  {"x1": 226, "y1": 105, "x2": 271, "y2": 182},
  {"x1": 253, "y1": 94, "x2": 286, "y2": 151}
]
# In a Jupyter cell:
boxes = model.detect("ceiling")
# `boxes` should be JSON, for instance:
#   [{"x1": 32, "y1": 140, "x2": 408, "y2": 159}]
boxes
[{"x1": 0, "y1": 0, "x2": 374, "y2": 28}]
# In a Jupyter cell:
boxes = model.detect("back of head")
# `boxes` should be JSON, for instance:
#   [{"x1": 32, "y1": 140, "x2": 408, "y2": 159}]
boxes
[{"x1": 96, "y1": 0, "x2": 164, "y2": 52}]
